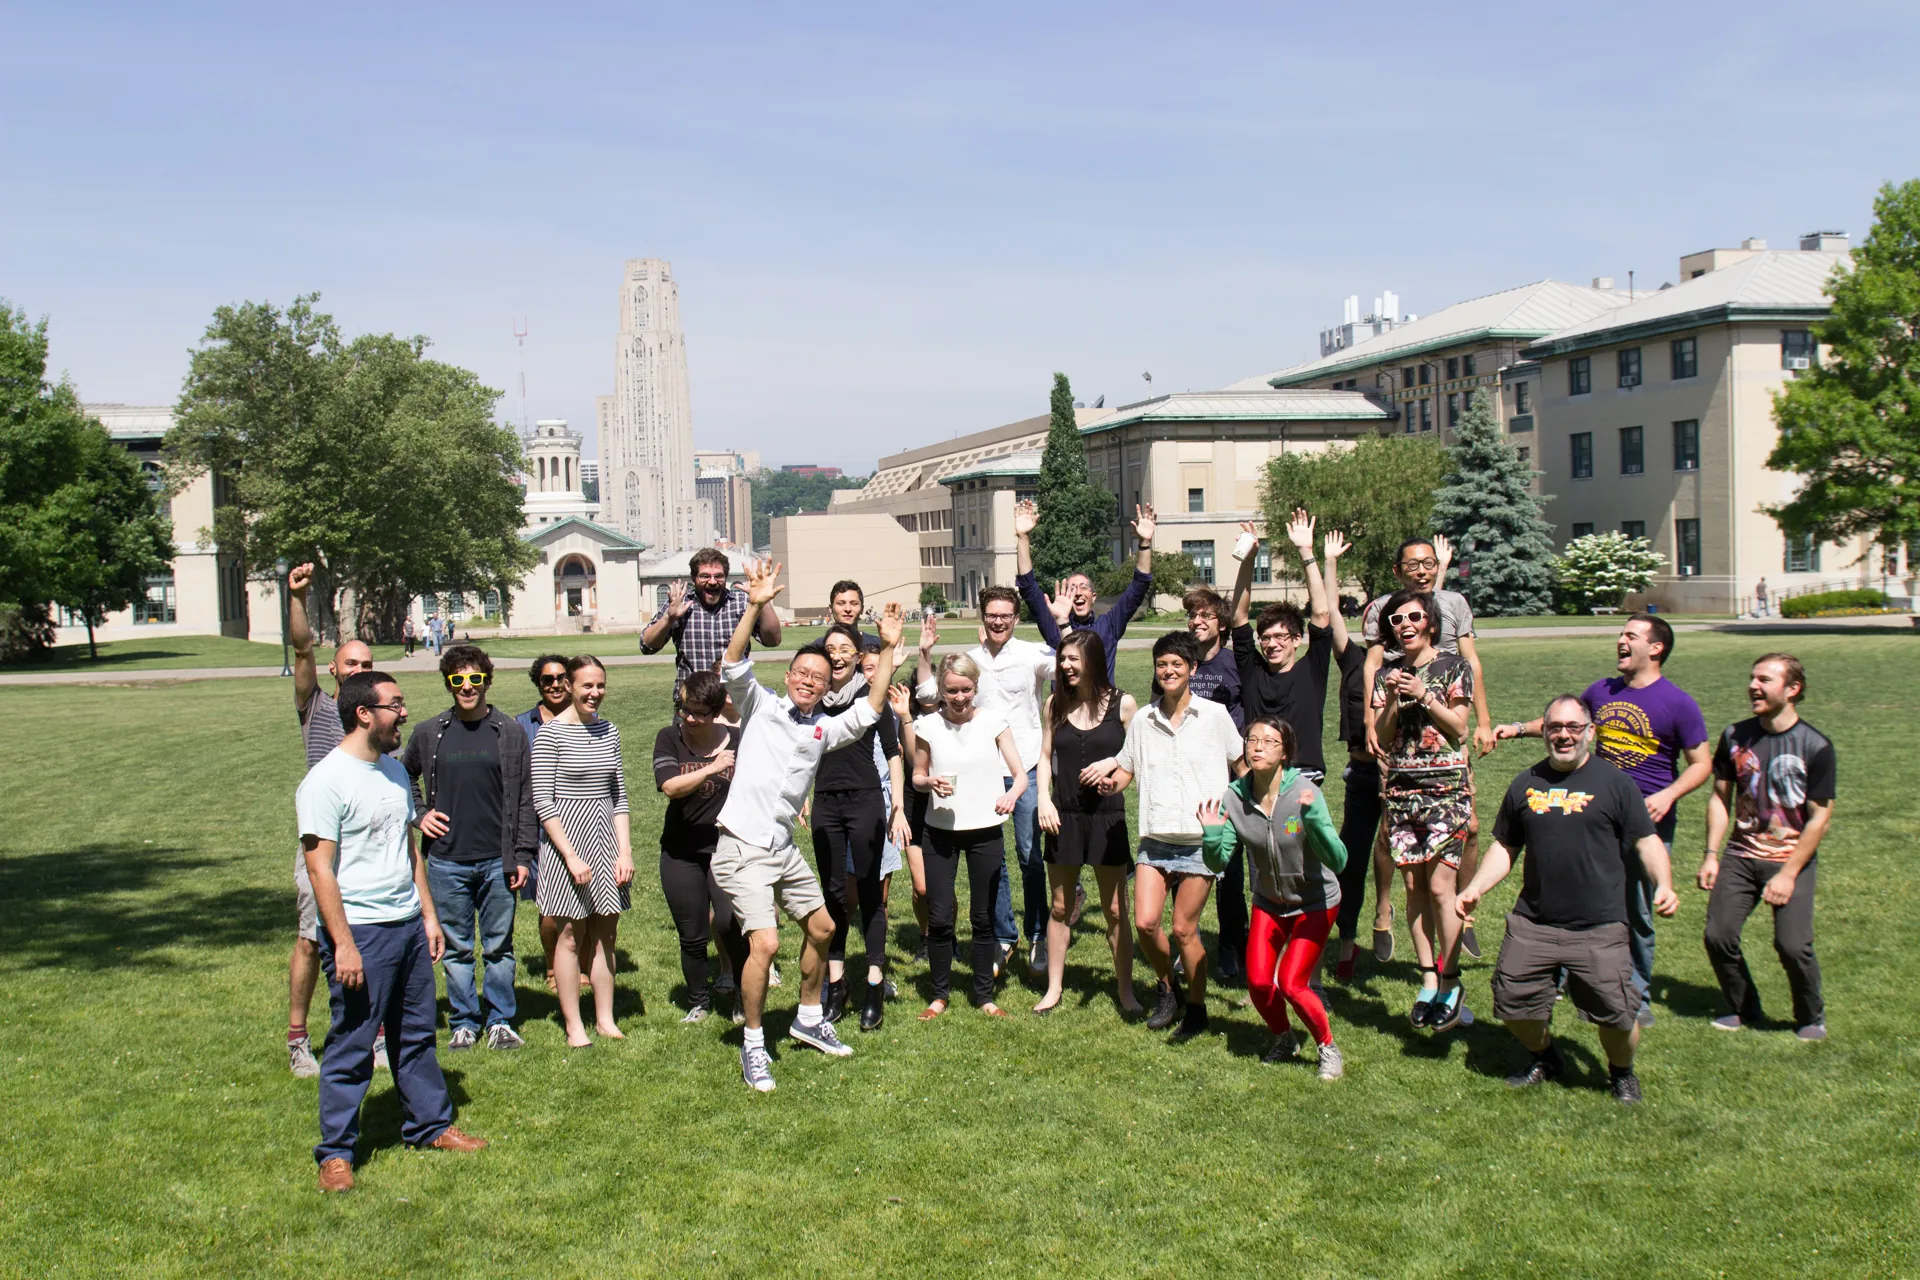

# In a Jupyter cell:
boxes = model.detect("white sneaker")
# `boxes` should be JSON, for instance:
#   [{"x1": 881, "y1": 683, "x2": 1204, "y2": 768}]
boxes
[
  {"x1": 1317, "y1": 1042, "x2": 1345, "y2": 1081},
  {"x1": 768, "y1": 963, "x2": 783, "y2": 988},
  {"x1": 740, "y1": 1044, "x2": 776, "y2": 1092},
  {"x1": 448, "y1": 1027, "x2": 480, "y2": 1051},
  {"x1": 372, "y1": 1033, "x2": 391, "y2": 1070},
  {"x1": 1028, "y1": 937, "x2": 1048, "y2": 977},
  {"x1": 680, "y1": 1006, "x2": 710, "y2": 1025},
  {"x1": 288, "y1": 1034, "x2": 320, "y2": 1078},
  {"x1": 485, "y1": 1024, "x2": 525, "y2": 1050}
]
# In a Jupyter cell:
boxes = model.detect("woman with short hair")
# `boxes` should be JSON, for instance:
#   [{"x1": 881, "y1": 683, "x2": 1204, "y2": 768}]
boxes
[
  {"x1": 532, "y1": 655, "x2": 633, "y2": 1047},
  {"x1": 654, "y1": 669, "x2": 748, "y2": 1023}
]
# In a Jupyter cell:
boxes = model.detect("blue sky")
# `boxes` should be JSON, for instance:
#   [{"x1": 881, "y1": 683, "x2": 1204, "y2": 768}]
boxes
[{"x1": 5, "y1": 2, "x2": 1917, "y2": 471}]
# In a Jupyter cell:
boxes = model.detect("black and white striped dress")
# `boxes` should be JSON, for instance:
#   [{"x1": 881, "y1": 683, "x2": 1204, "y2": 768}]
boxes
[{"x1": 531, "y1": 717, "x2": 632, "y2": 919}]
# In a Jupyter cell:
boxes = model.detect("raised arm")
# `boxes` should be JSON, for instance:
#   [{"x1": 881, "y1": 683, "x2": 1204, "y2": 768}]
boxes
[
  {"x1": 1287, "y1": 510, "x2": 1330, "y2": 630},
  {"x1": 865, "y1": 604, "x2": 905, "y2": 716},
  {"x1": 1132, "y1": 503, "x2": 1156, "y2": 574},
  {"x1": 725, "y1": 558, "x2": 782, "y2": 665},
  {"x1": 641, "y1": 579, "x2": 691, "y2": 654},
  {"x1": 753, "y1": 585, "x2": 783, "y2": 647},
  {"x1": 1228, "y1": 520, "x2": 1260, "y2": 629},
  {"x1": 288, "y1": 562, "x2": 320, "y2": 712},
  {"x1": 1323, "y1": 529, "x2": 1351, "y2": 656}
]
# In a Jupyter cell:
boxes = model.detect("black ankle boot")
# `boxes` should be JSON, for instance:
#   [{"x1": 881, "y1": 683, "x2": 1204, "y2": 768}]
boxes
[
  {"x1": 859, "y1": 980, "x2": 885, "y2": 1031},
  {"x1": 823, "y1": 978, "x2": 848, "y2": 1024}
]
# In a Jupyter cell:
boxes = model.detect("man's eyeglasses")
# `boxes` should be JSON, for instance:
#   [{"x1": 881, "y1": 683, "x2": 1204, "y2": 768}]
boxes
[
  {"x1": 368, "y1": 701, "x2": 407, "y2": 715},
  {"x1": 1388, "y1": 609, "x2": 1427, "y2": 627},
  {"x1": 536, "y1": 673, "x2": 569, "y2": 687},
  {"x1": 1400, "y1": 557, "x2": 1439, "y2": 571},
  {"x1": 446, "y1": 673, "x2": 492, "y2": 689},
  {"x1": 983, "y1": 613, "x2": 1017, "y2": 624},
  {"x1": 1544, "y1": 721, "x2": 1590, "y2": 736}
]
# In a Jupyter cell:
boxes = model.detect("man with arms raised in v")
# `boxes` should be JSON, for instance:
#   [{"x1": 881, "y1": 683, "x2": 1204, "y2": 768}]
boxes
[{"x1": 1013, "y1": 498, "x2": 1158, "y2": 684}]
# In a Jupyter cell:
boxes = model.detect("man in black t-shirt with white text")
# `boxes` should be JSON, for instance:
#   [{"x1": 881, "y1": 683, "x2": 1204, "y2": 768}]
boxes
[{"x1": 1457, "y1": 695, "x2": 1679, "y2": 1104}]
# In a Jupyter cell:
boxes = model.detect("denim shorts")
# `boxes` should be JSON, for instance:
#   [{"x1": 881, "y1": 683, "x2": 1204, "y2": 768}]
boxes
[{"x1": 1138, "y1": 837, "x2": 1215, "y2": 880}]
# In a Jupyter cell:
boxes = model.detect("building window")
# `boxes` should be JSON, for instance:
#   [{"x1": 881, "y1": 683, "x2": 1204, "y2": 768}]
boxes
[
  {"x1": 1618, "y1": 348, "x2": 1642, "y2": 388},
  {"x1": 1445, "y1": 356, "x2": 1460, "y2": 380},
  {"x1": 1418, "y1": 364, "x2": 1432, "y2": 386},
  {"x1": 1673, "y1": 419, "x2": 1699, "y2": 470},
  {"x1": 1785, "y1": 532, "x2": 1821, "y2": 573},
  {"x1": 1463, "y1": 353, "x2": 1477, "y2": 376},
  {"x1": 1516, "y1": 446, "x2": 1532, "y2": 466},
  {"x1": 1187, "y1": 487, "x2": 1205, "y2": 513},
  {"x1": 1782, "y1": 330, "x2": 1817, "y2": 370},
  {"x1": 1401, "y1": 365, "x2": 1416, "y2": 389},
  {"x1": 1447, "y1": 392, "x2": 1461, "y2": 427},
  {"x1": 1621, "y1": 520, "x2": 1646, "y2": 539},
  {"x1": 1620, "y1": 426, "x2": 1644, "y2": 475},
  {"x1": 1182, "y1": 540, "x2": 1216, "y2": 585},
  {"x1": 1253, "y1": 547, "x2": 1272, "y2": 584},
  {"x1": 969, "y1": 523, "x2": 977, "y2": 545},
  {"x1": 1419, "y1": 399, "x2": 1433, "y2": 432},
  {"x1": 1514, "y1": 381, "x2": 1531, "y2": 415},
  {"x1": 1571, "y1": 432, "x2": 1593, "y2": 479},
  {"x1": 1571, "y1": 523, "x2": 1595, "y2": 540},
  {"x1": 133, "y1": 572, "x2": 177, "y2": 624},
  {"x1": 1676, "y1": 519, "x2": 1702, "y2": 576},
  {"x1": 1671, "y1": 337, "x2": 1698, "y2": 380},
  {"x1": 1570, "y1": 357, "x2": 1591, "y2": 396}
]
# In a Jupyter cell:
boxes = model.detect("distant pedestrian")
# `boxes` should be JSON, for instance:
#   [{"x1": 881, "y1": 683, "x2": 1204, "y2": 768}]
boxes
[
  {"x1": 402, "y1": 615, "x2": 416, "y2": 657},
  {"x1": 1754, "y1": 578, "x2": 1770, "y2": 617},
  {"x1": 300, "y1": 670, "x2": 488, "y2": 1192}
]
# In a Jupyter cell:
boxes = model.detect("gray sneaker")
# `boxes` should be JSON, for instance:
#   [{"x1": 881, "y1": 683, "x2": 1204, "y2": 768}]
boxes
[
  {"x1": 485, "y1": 1024, "x2": 525, "y2": 1050},
  {"x1": 1317, "y1": 1042, "x2": 1345, "y2": 1081},
  {"x1": 1028, "y1": 937, "x2": 1048, "y2": 977},
  {"x1": 1795, "y1": 1023, "x2": 1828, "y2": 1042},
  {"x1": 740, "y1": 1044, "x2": 776, "y2": 1093},
  {"x1": 680, "y1": 1006, "x2": 711, "y2": 1025},
  {"x1": 1261, "y1": 1031, "x2": 1301, "y2": 1064},
  {"x1": 372, "y1": 1033, "x2": 391, "y2": 1070},
  {"x1": 789, "y1": 1017, "x2": 854, "y2": 1058},
  {"x1": 448, "y1": 1027, "x2": 480, "y2": 1051},
  {"x1": 288, "y1": 1034, "x2": 320, "y2": 1078},
  {"x1": 1711, "y1": 1014, "x2": 1746, "y2": 1032}
]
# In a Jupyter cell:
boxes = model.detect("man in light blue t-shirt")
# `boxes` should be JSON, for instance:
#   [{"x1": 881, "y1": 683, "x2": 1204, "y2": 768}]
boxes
[{"x1": 297, "y1": 670, "x2": 488, "y2": 1193}]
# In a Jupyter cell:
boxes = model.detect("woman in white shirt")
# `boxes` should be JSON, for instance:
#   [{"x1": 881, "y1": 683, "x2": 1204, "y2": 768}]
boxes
[{"x1": 912, "y1": 653, "x2": 1026, "y2": 1019}]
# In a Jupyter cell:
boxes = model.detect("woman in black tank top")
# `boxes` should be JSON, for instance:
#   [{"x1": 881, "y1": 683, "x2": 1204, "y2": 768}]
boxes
[{"x1": 1035, "y1": 633, "x2": 1140, "y2": 1015}]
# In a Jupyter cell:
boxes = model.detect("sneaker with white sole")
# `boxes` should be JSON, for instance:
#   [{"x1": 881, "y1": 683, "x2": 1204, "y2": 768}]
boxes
[
  {"x1": 740, "y1": 1044, "x2": 776, "y2": 1092},
  {"x1": 1317, "y1": 1042, "x2": 1345, "y2": 1081},
  {"x1": 288, "y1": 1034, "x2": 320, "y2": 1078},
  {"x1": 1261, "y1": 1031, "x2": 1301, "y2": 1064},
  {"x1": 372, "y1": 1033, "x2": 391, "y2": 1070},
  {"x1": 1795, "y1": 1023, "x2": 1827, "y2": 1042},
  {"x1": 680, "y1": 1006, "x2": 710, "y2": 1025},
  {"x1": 1710, "y1": 1014, "x2": 1747, "y2": 1032},
  {"x1": 485, "y1": 1023, "x2": 525, "y2": 1050},
  {"x1": 789, "y1": 1018, "x2": 854, "y2": 1058},
  {"x1": 768, "y1": 963, "x2": 783, "y2": 988},
  {"x1": 1028, "y1": 937, "x2": 1048, "y2": 977},
  {"x1": 447, "y1": 1027, "x2": 480, "y2": 1051}
]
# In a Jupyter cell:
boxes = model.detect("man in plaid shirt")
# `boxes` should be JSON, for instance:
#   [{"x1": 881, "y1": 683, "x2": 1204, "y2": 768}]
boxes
[{"x1": 643, "y1": 548, "x2": 783, "y2": 706}]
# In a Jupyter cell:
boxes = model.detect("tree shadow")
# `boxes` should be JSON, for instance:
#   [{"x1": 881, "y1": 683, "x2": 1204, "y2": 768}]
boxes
[
  {"x1": 357, "y1": 1068, "x2": 475, "y2": 1159},
  {"x1": 1652, "y1": 975, "x2": 1727, "y2": 1021},
  {"x1": 0, "y1": 844, "x2": 286, "y2": 971}
]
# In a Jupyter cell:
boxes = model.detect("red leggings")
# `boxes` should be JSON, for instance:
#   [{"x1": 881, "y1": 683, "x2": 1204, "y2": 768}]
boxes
[{"x1": 1246, "y1": 904, "x2": 1337, "y2": 1046}]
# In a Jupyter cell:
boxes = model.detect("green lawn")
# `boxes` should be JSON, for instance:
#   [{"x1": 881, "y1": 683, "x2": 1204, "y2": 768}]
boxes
[
  {"x1": 0, "y1": 634, "x2": 1913, "y2": 1276},
  {"x1": 0, "y1": 633, "x2": 297, "y2": 672}
]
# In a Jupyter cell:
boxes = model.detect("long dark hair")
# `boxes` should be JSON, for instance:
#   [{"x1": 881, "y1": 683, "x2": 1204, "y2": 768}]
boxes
[{"x1": 1050, "y1": 631, "x2": 1115, "y2": 731}]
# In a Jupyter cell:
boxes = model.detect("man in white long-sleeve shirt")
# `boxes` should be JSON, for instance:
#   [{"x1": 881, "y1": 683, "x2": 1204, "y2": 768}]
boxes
[{"x1": 715, "y1": 558, "x2": 903, "y2": 1092}]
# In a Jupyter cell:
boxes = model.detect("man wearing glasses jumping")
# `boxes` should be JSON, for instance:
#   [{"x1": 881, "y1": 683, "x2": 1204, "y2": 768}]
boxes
[{"x1": 402, "y1": 644, "x2": 539, "y2": 1051}]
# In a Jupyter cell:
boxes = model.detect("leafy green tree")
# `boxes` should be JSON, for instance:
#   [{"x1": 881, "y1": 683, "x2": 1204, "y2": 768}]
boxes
[
  {"x1": 1767, "y1": 179, "x2": 1920, "y2": 567},
  {"x1": 750, "y1": 468, "x2": 866, "y2": 547},
  {"x1": 1261, "y1": 434, "x2": 1448, "y2": 599},
  {"x1": 1431, "y1": 391, "x2": 1557, "y2": 615},
  {"x1": 1030, "y1": 372, "x2": 1112, "y2": 583},
  {"x1": 1100, "y1": 550, "x2": 1200, "y2": 614},
  {"x1": 0, "y1": 303, "x2": 172, "y2": 660},
  {"x1": 918, "y1": 583, "x2": 948, "y2": 610},
  {"x1": 1556, "y1": 531, "x2": 1665, "y2": 613},
  {"x1": 166, "y1": 295, "x2": 538, "y2": 642}
]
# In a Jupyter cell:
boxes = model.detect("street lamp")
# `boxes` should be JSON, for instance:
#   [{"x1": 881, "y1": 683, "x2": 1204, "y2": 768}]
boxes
[{"x1": 276, "y1": 558, "x2": 292, "y2": 677}]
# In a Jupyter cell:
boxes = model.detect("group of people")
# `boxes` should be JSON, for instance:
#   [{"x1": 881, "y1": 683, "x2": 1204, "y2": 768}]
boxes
[
  {"x1": 401, "y1": 612, "x2": 453, "y2": 658},
  {"x1": 284, "y1": 514, "x2": 1838, "y2": 1190}
]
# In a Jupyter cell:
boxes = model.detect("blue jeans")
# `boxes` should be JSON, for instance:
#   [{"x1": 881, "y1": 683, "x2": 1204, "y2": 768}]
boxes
[
  {"x1": 994, "y1": 768, "x2": 1042, "y2": 945},
  {"x1": 427, "y1": 857, "x2": 518, "y2": 1033},
  {"x1": 1624, "y1": 845, "x2": 1663, "y2": 1017},
  {"x1": 316, "y1": 917, "x2": 453, "y2": 1164}
]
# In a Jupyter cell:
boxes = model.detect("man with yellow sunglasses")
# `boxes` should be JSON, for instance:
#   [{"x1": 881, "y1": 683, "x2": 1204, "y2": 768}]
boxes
[{"x1": 401, "y1": 644, "x2": 539, "y2": 1050}]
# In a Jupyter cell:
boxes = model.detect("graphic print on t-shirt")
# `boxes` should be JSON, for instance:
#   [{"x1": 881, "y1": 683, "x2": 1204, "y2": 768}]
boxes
[
  {"x1": 1525, "y1": 787, "x2": 1595, "y2": 815},
  {"x1": 1593, "y1": 701, "x2": 1660, "y2": 771},
  {"x1": 1712, "y1": 717, "x2": 1835, "y2": 862}
]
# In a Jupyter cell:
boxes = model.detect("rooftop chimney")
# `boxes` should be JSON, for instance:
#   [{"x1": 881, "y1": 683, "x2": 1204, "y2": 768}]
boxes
[
  {"x1": 1799, "y1": 230, "x2": 1848, "y2": 252},
  {"x1": 1592, "y1": 276, "x2": 1615, "y2": 290},
  {"x1": 1741, "y1": 237, "x2": 1767, "y2": 251}
]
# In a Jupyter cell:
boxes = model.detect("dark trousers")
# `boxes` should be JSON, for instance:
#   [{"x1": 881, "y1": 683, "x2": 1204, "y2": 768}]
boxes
[
  {"x1": 812, "y1": 789, "x2": 890, "y2": 969},
  {"x1": 1704, "y1": 854, "x2": 1822, "y2": 1027},
  {"x1": 315, "y1": 916, "x2": 453, "y2": 1165},
  {"x1": 1222, "y1": 767, "x2": 1328, "y2": 956},
  {"x1": 1334, "y1": 760, "x2": 1384, "y2": 940},
  {"x1": 924, "y1": 825, "x2": 1005, "y2": 1004},
  {"x1": 659, "y1": 851, "x2": 748, "y2": 1008}
]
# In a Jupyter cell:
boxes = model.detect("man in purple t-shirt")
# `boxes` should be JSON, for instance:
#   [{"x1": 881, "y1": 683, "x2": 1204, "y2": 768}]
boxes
[{"x1": 1497, "y1": 613, "x2": 1710, "y2": 1025}]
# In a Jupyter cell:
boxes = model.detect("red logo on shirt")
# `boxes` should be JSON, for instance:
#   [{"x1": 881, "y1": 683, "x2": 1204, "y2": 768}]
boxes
[{"x1": 814, "y1": 726, "x2": 823, "y2": 740}]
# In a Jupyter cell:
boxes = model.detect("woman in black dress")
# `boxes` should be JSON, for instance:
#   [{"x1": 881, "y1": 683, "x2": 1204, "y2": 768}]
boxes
[{"x1": 1034, "y1": 632, "x2": 1140, "y2": 1015}]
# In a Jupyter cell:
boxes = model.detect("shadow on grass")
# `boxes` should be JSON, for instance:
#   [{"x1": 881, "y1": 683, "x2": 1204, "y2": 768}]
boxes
[
  {"x1": 0, "y1": 844, "x2": 286, "y2": 971},
  {"x1": 357, "y1": 1069, "x2": 474, "y2": 1160}
]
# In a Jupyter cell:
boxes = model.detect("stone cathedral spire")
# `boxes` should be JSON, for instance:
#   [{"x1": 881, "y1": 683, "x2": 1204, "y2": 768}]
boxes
[{"x1": 603, "y1": 258, "x2": 700, "y2": 550}]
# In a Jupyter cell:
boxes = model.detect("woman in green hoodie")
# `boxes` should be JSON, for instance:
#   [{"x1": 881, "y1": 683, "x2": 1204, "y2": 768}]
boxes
[{"x1": 1199, "y1": 715, "x2": 1348, "y2": 1080}]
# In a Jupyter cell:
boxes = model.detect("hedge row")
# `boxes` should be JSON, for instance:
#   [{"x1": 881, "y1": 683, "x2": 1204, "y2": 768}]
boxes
[{"x1": 1780, "y1": 588, "x2": 1888, "y2": 618}]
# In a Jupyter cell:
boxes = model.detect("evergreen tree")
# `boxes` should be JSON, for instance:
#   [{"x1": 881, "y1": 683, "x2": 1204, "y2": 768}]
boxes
[
  {"x1": 1768, "y1": 179, "x2": 1920, "y2": 566},
  {"x1": 1431, "y1": 391, "x2": 1557, "y2": 615},
  {"x1": 1030, "y1": 372, "x2": 1112, "y2": 583}
]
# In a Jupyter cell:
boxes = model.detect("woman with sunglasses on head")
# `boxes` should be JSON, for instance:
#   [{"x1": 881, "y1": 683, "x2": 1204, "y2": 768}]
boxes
[
  {"x1": 517, "y1": 655, "x2": 575, "y2": 992},
  {"x1": 531, "y1": 655, "x2": 634, "y2": 1047},
  {"x1": 1034, "y1": 631, "x2": 1140, "y2": 1015},
  {"x1": 1198, "y1": 716, "x2": 1348, "y2": 1078},
  {"x1": 1371, "y1": 590, "x2": 1475, "y2": 1030},
  {"x1": 912, "y1": 653, "x2": 1025, "y2": 1019},
  {"x1": 654, "y1": 670, "x2": 749, "y2": 1024}
]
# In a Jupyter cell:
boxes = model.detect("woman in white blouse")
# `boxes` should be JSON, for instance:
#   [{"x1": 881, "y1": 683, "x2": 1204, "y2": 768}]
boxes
[{"x1": 912, "y1": 653, "x2": 1026, "y2": 1019}]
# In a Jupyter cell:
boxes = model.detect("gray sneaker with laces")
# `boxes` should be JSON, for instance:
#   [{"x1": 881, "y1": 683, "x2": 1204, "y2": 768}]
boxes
[
  {"x1": 789, "y1": 1018, "x2": 854, "y2": 1057},
  {"x1": 448, "y1": 1027, "x2": 480, "y2": 1051},
  {"x1": 288, "y1": 1034, "x2": 320, "y2": 1078},
  {"x1": 680, "y1": 1005, "x2": 711, "y2": 1024},
  {"x1": 486, "y1": 1023, "x2": 525, "y2": 1050},
  {"x1": 740, "y1": 1044, "x2": 776, "y2": 1092},
  {"x1": 1317, "y1": 1042, "x2": 1345, "y2": 1081},
  {"x1": 1261, "y1": 1031, "x2": 1301, "y2": 1064}
]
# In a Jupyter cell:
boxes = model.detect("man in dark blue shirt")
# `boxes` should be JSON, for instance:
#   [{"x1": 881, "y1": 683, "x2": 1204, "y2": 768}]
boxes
[{"x1": 1013, "y1": 498, "x2": 1157, "y2": 683}]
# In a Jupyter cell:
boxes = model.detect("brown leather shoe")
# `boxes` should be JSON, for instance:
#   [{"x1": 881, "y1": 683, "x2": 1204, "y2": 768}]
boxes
[
  {"x1": 424, "y1": 1125, "x2": 488, "y2": 1153},
  {"x1": 317, "y1": 1157, "x2": 354, "y2": 1192}
]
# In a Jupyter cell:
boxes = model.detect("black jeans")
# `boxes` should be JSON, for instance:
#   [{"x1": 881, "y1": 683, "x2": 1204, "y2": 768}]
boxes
[
  {"x1": 659, "y1": 851, "x2": 748, "y2": 1009},
  {"x1": 1704, "y1": 854, "x2": 1822, "y2": 1027},
  {"x1": 1334, "y1": 759, "x2": 1384, "y2": 941},
  {"x1": 812, "y1": 788, "x2": 890, "y2": 970},
  {"x1": 924, "y1": 825, "x2": 1005, "y2": 1004}
]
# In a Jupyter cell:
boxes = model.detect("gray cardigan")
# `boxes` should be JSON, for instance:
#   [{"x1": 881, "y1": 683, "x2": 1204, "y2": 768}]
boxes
[
  {"x1": 402, "y1": 705, "x2": 539, "y2": 873},
  {"x1": 1201, "y1": 769, "x2": 1346, "y2": 916}
]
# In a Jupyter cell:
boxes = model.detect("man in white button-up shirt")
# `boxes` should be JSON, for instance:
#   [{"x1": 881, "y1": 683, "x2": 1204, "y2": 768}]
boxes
[
  {"x1": 1096, "y1": 630, "x2": 1244, "y2": 1040},
  {"x1": 714, "y1": 559, "x2": 902, "y2": 1093},
  {"x1": 915, "y1": 587, "x2": 1053, "y2": 972}
]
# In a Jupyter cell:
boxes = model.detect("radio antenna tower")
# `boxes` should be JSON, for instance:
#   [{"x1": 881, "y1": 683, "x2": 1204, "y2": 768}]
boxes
[{"x1": 513, "y1": 318, "x2": 531, "y2": 437}]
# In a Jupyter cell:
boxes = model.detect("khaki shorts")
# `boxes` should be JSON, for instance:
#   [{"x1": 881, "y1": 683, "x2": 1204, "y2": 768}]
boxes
[
  {"x1": 1491, "y1": 912, "x2": 1636, "y2": 1030},
  {"x1": 712, "y1": 832, "x2": 827, "y2": 934},
  {"x1": 294, "y1": 849, "x2": 320, "y2": 942}
]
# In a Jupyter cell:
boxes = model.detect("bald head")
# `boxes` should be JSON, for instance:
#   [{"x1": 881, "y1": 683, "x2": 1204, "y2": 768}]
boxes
[{"x1": 331, "y1": 640, "x2": 375, "y2": 690}]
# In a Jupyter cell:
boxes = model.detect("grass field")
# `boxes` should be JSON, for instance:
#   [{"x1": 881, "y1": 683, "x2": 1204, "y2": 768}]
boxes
[{"x1": 1, "y1": 631, "x2": 1914, "y2": 1277}]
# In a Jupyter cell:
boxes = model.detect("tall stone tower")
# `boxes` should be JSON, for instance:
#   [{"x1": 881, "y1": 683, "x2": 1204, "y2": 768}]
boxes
[
  {"x1": 604, "y1": 258, "x2": 699, "y2": 550},
  {"x1": 520, "y1": 419, "x2": 599, "y2": 528}
]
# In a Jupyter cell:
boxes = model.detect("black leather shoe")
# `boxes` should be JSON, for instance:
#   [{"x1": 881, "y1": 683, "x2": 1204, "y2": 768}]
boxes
[
  {"x1": 1609, "y1": 1070, "x2": 1642, "y2": 1105},
  {"x1": 823, "y1": 979, "x2": 848, "y2": 1024},
  {"x1": 1504, "y1": 1044, "x2": 1565, "y2": 1089},
  {"x1": 859, "y1": 980, "x2": 884, "y2": 1032}
]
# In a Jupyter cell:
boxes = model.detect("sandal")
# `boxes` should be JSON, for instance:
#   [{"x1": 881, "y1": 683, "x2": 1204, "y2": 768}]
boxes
[{"x1": 918, "y1": 1000, "x2": 948, "y2": 1021}]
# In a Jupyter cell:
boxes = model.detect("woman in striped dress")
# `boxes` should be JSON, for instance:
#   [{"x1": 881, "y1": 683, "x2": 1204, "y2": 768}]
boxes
[{"x1": 532, "y1": 655, "x2": 633, "y2": 1047}]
